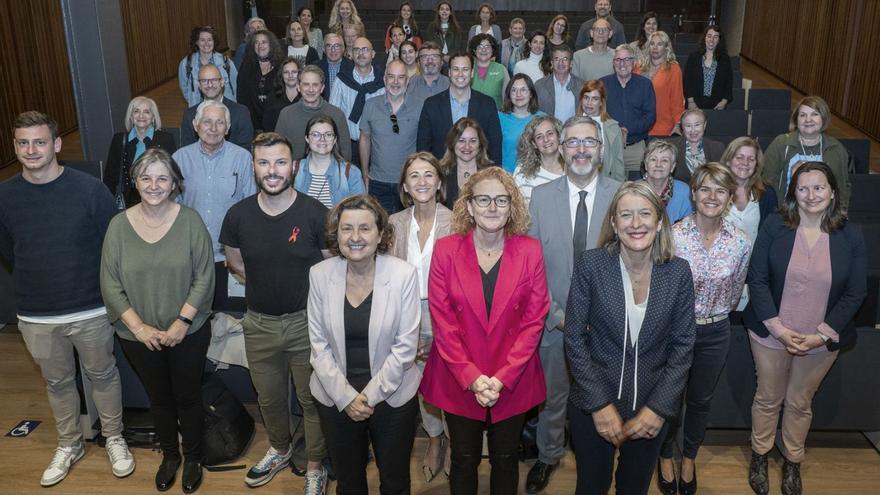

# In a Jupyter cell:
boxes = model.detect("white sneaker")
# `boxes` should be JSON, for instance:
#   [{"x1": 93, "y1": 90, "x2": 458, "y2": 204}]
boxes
[
  {"x1": 245, "y1": 445, "x2": 292, "y2": 487},
  {"x1": 105, "y1": 435, "x2": 135, "y2": 478},
  {"x1": 303, "y1": 465, "x2": 327, "y2": 495},
  {"x1": 41, "y1": 443, "x2": 85, "y2": 487}
]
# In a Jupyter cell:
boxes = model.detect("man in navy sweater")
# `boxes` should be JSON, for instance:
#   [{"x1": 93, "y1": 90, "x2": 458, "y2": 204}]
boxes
[{"x1": 0, "y1": 111, "x2": 134, "y2": 487}]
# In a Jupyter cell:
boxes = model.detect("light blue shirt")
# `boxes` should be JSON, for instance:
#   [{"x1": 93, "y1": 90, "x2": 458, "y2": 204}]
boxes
[
  {"x1": 498, "y1": 111, "x2": 545, "y2": 173},
  {"x1": 553, "y1": 75, "x2": 576, "y2": 123},
  {"x1": 173, "y1": 140, "x2": 255, "y2": 261},
  {"x1": 450, "y1": 90, "x2": 470, "y2": 124}
]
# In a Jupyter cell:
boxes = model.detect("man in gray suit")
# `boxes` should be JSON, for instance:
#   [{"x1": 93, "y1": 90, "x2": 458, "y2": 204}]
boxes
[
  {"x1": 525, "y1": 115, "x2": 621, "y2": 493},
  {"x1": 535, "y1": 44, "x2": 583, "y2": 124}
]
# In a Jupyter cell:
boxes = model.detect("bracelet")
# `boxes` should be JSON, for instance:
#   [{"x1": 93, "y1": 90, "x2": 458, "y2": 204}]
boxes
[{"x1": 176, "y1": 315, "x2": 193, "y2": 326}]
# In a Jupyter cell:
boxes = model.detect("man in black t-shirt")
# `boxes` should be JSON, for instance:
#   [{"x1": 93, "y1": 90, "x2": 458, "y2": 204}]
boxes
[{"x1": 220, "y1": 132, "x2": 329, "y2": 492}]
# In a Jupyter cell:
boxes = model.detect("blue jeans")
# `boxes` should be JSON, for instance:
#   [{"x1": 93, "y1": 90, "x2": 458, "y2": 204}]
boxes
[{"x1": 369, "y1": 180, "x2": 402, "y2": 214}]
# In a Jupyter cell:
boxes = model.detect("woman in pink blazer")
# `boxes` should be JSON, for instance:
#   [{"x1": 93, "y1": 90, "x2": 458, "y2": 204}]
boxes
[
  {"x1": 420, "y1": 167, "x2": 550, "y2": 494},
  {"x1": 308, "y1": 195, "x2": 422, "y2": 494}
]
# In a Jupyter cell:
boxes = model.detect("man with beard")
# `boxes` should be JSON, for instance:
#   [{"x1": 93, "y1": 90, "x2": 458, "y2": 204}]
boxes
[
  {"x1": 330, "y1": 37, "x2": 385, "y2": 167},
  {"x1": 525, "y1": 115, "x2": 620, "y2": 494},
  {"x1": 405, "y1": 42, "x2": 449, "y2": 104},
  {"x1": 180, "y1": 64, "x2": 255, "y2": 149},
  {"x1": 359, "y1": 60, "x2": 420, "y2": 212},
  {"x1": 220, "y1": 132, "x2": 329, "y2": 493},
  {"x1": 174, "y1": 100, "x2": 255, "y2": 311}
]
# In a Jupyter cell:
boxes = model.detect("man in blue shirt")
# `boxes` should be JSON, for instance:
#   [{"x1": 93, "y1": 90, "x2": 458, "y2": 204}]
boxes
[{"x1": 601, "y1": 45, "x2": 656, "y2": 179}]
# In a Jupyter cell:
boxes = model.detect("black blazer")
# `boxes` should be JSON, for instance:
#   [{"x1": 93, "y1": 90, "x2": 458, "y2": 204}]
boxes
[
  {"x1": 103, "y1": 130, "x2": 177, "y2": 207},
  {"x1": 179, "y1": 97, "x2": 255, "y2": 151},
  {"x1": 683, "y1": 51, "x2": 734, "y2": 109},
  {"x1": 669, "y1": 135, "x2": 725, "y2": 184},
  {"x1": 416, "y1": 89, "x2": 503, "y2": 166},
  {"x1": 743, "y1": 214, "x2": 867, "y2": 351},
  {"x1": 564, "y1": 248, "x2": 696, "y2": 420},
  {"x1": 237, "y1": 62, "x2": 280, "y2": 131}
]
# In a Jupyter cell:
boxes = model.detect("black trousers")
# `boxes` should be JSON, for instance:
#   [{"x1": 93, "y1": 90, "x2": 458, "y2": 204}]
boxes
[
  {"x1": 317, "y1": 395, "x2": 418, "y2": 495},
  {"x1": 213, "y1": 261, "x2": 247, "y2": 313},
  {"x1": 569, "y1": 402, "x2": 668, "y2": 495},
  {"x1": 445, "y1": 410, "x2": 526, "y2": 495},
  {"x1": 660, "y1": 318, "x2": 731, "y2": 459},
  {"x1": 119, "y1": 322, "x2": 210, "y2": 461}
]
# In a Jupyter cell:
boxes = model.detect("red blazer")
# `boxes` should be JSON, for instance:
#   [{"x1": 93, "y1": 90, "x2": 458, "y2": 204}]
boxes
[{"x1": 420, "y1": 231, "x2": 550, "y2": 423}]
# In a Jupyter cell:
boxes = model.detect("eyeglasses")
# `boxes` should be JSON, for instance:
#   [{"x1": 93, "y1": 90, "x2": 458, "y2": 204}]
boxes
[
  {"x1": 420, "y1": 54, "x2": 441, "y2": 60},
  {"x1": 592, "y1": 28, "x2": 610, "y2": 34},
  {"x1": 476, "y1": 43, "x2": 492, "y2": 50},
  {"x1": 563, "y1": 137, "x2": 601, "y2": 149},
  {"x1": 510, "y1": 86, "x2": 530, "y2": 95},
  {"x1": 308, "y1": 131, "x2": 336, "y2": 141},
  {"x1": 326, "y1": 43, "x2": 343, "y2": 50},
  {"x1": 471, "y1": 194, "x2": 511, "y2": 208},
  {"x1": 613, "y1": 57, "x2": 635, "y2": 64},
  {"x1": 552, "y1": 57, "x2": 571, "y2": 63},
  {"x1": 198, "y1": 78, "x2": 222, "y2": 86},
  {"x1": 390, "y1": 114, "x2": 399, "y2": 134},
  {"x1": 352, "y1": 46, "x2": 372, "y2": 54}
]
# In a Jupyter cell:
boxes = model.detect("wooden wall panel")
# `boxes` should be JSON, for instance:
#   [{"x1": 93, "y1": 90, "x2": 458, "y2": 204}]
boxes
[
  {"x1": 0, "y1": 1, "x2": 77, "y2": 167},
  {"x1": 743, "y1": 0, "x2": 880, "y2": 140},
  {"x1": 121, "y1": 0, "x2": 228, "y2": 96}
]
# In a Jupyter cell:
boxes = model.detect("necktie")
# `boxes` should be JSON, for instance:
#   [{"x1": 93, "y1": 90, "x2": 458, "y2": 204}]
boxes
[{"x1": 573, "y1": 190, "x2": 588, "y2": 262}]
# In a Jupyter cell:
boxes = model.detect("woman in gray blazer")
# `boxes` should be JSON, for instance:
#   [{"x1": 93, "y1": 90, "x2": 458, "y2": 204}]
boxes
[{"x1": 308, "y1": 195, "x2": 421, "y2": 494}]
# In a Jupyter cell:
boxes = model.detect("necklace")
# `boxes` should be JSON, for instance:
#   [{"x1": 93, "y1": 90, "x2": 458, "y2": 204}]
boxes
[{"x1": 139, "y1": 206, "x2": 173, "y2": 229}]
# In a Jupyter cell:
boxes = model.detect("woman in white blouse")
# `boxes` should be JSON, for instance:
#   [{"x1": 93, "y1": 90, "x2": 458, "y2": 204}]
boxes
[{"x1": 388, "y1": 152, "x2": 453, "y2": 483}]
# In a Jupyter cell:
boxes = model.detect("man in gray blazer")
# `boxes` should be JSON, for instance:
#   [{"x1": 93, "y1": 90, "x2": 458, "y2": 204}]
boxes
[
  {"x1": 525, "y1": 115, "x2": 621, "y2": 493},
  {"x1": 535, "y1": 44, "x2": 584, "y2": 124}
]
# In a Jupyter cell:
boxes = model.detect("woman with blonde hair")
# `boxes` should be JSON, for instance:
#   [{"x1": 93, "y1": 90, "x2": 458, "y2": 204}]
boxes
[
  {"x1": 634, "y1": 31, "x2": 683, "y2": 137},
  {"x1": 513, "y1": 115, "x2": 565, "y2": 203},
  {"x1": 327, "y1": 0, "x2": 362, "y2": 35}
]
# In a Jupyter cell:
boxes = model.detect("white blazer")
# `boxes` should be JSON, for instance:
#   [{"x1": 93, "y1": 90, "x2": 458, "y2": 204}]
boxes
[{"x1": 308, "y1": 254, "x2": 422, "y2": 410}]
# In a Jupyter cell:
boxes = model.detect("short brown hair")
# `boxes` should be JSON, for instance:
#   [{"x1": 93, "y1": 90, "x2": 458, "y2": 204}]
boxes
[
  {"x1": 131, "y1": 148, "x2": 185, "y2": 199},
  {"x1": 397, "y1": 152, "x2": 447, "y2": 208},
  {"x1": 325, "y1": 194, "x2": 394, "y2": 256},
  {"x1": 791, "y1": 95, "x2": 831, "y2": 133},
  {"x1": 598, "y1": 181, "x2": 675, "y2": 264},
  {"x1": 439, "y1": 118, "x2": 494, "y2": 173},
  {"x1": 780, "y1": 161, "x2": 845, "y2": 232},
  {"x1": 252, "y1": 131, "x2": 294, "y2": 159},
  {"x1": 450, "y1": 167, "x2": 529, "y2": 236},
  {"x1": 14, "y1": 111, "x2": 59, "y2": 140},
  {"x1": 690, "y1": 162, "x2": 737, "y2": 216}
]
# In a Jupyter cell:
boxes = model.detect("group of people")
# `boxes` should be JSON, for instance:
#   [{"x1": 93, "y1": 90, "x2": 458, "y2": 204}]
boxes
[{"x1": 0, "y1": 2, "x2": 869, "y2": 495}]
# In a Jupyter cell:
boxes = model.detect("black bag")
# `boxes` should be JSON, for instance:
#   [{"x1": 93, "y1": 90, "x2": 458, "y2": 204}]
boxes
[{"x1": 202, "y1": 373, "x2": 255, "y2": 469}]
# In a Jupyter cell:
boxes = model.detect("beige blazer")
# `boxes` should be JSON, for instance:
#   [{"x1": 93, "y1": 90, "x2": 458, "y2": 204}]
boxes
[
  {"x1": 308, "y1": 254, "x2": 421, "y2": 410},
  {"x1": 388, "y1": 205, "x2": 454, "y2": 260}
]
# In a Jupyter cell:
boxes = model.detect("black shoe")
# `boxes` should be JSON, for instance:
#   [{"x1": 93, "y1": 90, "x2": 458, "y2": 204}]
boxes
[
  {"x1": 155, "y1": 454, "x2": 181, "y2": 492},
  {"x1": 525, "y1": 460, "x2": 557, "y2": 494},
  {"x1": 182, "y1": 460, "x2": 202, "y2": 493},
  {"x1": 748, "y1": 450, "x2": 770, "y2": 495},
  {"x1": 781, "y1": 459, "x2": 802, "y2": 495},
  {"x1": 656, "y1": 458, "x2": 677, "y2": 495},
  {"x1": 679, "y1": 465, "x2": 697, "y2": 495}
]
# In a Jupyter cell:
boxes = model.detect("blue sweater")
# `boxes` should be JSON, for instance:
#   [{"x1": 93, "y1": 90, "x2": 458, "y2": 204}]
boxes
[
  {"x1": 0, "y1": 168, "x2": 117, "y2": 316},
  {"x1": 600, "y1": 73, "x2": 656, "y2": 145}
]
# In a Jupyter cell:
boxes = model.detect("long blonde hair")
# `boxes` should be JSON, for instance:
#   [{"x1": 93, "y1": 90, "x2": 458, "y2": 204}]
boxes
[{"x1": 597, "y1": 181, "x2": 675, "y2": 264}]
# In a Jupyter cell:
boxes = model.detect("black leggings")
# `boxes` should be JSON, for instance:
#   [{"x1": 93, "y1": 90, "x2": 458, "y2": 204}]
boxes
[{"x1": 445, "y1": 410, "x2": 526, "y2": 495}]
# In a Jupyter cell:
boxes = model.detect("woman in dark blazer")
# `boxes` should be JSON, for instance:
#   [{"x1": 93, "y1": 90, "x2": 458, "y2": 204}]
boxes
[
  {"x1": 670, "y1": 108, "x2": 725, "y2": 184},
  {"x1": 565, "y1": 181, "x2": 696, "y2": 495},
  {"x1": 420, "y1": 166, "x2": 550, "y2": 494},
  {"x1": 104, "y1": 96, "x2": 176, "y2": 209},
  {"x1": 743, "y1": 161, "x2": 866, "y2": 495},
  {"x1": 683, "y1": 25, "x2": 733, "y2": 110}
]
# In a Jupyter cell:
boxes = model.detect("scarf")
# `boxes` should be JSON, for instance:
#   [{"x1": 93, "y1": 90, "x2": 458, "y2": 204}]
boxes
[
  {"x1": 127, "y1": 126, "x2": 154, "y2": 163},
  {"x1": 335, "y1": 65, "x2": 386, "y2": 123}
]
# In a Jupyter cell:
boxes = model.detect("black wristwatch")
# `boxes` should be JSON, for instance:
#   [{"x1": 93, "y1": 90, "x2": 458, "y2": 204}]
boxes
[{"x1": 176, "y1": 315, "x2": 193, "y2": 326}]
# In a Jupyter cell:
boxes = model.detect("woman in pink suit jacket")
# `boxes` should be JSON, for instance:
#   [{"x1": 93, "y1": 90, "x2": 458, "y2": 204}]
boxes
[{"x1": 420, "y1": 167, "x2": 550, "y2": 495}]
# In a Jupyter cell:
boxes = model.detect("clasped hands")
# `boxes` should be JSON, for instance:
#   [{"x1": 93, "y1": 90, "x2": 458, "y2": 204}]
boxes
[
  {"x1": 470, "y1": 375, "x2": 503, "y2": 408},
  {"x1": 593, "y1": 404, "x2": 665, "y2": 448},
  {"x1": 134, "y1": 322, "x2": 186, "y2": 351},
  {"x1": 779, "y1": 331, "x2": 825, "y2": 356},
  {"x1": 345, "y1": 393, "x2": 374, "y2": 421}
]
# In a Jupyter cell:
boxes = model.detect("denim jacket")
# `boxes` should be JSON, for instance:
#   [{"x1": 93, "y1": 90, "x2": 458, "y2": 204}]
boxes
[{"x1": 294, "y1": 155, "x2": 365, "y2": 206}]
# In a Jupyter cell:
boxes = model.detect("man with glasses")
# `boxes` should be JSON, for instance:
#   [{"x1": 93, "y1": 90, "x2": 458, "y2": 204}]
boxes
[
  {"x1": 406, "y1": 41, "x2": 450, "y2": 104},
  {"x1": 417, "y1": 51, "x2": 502, "y2": 164},
  {"x1": 180, "y1": 64, "x2": 255, "y2": 149},
  {"x1": 173, "y1": 100, "x2": 255, "y2": 312},
  {"x1": 572, "y1": 19, "x2": 615, "y2": 82},
  {"x1": 536, "y1": 44, "x2": 583, "y2": 123},
  {"x1": 330, "y1": 37, "x2": 385, "y2": 168},
  {"x1": 526, "y1": 115, "x2": 620, "y2": 493},
  {"x1": 276, "y1": 65, "x2": 352, "y2": 161},
  {"x1": 318, "y1": 33, "x2": 350, "y2": 100},
  {"x1": 601, "y1": 45, "x2": 656, "y2": 178},
  {"x1": 575, "y1": 0, "x2": 626, "y2": 50},
  {"x1": 359, "y1": 60, "x2": 420, "y2": 213}
]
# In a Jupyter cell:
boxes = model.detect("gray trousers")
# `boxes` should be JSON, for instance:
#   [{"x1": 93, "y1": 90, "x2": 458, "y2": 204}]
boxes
[
  {"x1": 536, "y1": 328, "x2": 570, "y2": 465},
  {"x1": 242, "y1": 309, "x2": 327, "y2": 462},
  {"x1": 18, "y1": 314, "x2": 124, "y2": 446}
]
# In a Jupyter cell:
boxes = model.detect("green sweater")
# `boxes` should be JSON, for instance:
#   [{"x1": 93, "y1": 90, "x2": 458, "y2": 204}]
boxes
[
  {"x1": 101, "y1": 206, "x2": 215, "y2": 341},
  {"x1": 762, "y1": 131, "x2": 851, "y2": 208}
]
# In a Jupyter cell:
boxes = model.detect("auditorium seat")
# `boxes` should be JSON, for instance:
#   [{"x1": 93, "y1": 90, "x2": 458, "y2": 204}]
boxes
[
  {"x1": 704, "y1": 109, "x2": 748, "y2": 139},
  {"x1": 848, "y1": 173, "x2": 880, "y2": 224},
  {"x1": 750, "y1": 109, "x2": 791, "y2": 141},
  {"x1": 747, "y1": 88, "x2": 792, "y2": 110},
  {"x1": 61, "y1": 160, "x2": 103, "y2": 180},
  {"x1": 839, "y1": 138, "x2": 871, "y2": 174},
  {"x1": 728, "y1": 88, "x2": 747, "y2": 110},
  {"x1": 164, "y1": 127, "x2": 181, "y2": 149}
]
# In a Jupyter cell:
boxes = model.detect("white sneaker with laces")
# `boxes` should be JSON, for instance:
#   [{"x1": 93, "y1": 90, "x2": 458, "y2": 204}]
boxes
[
  {"x1": 303, "y1": 465, "x2": 327, "y2": 495},
  {"x1": 245, "y1": 445, "x2": 292, "y2": 487},
  {"x1": 41, "y1": 443, "x2": 85, "y2": 487},
  {"x1": 105, "y1": 435, "x2": 135, "y2": 477}
]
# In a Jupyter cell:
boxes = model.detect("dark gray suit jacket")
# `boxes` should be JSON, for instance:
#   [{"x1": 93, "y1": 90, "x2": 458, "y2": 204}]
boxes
[{"x1": 534, "y1": 73, "x2": 584, "y2": 119}]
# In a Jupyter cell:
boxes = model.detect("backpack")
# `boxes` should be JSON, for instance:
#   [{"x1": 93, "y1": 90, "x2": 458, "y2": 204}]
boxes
[{"x1": 201, "y1": 373, "x2": 255, "y2": 469}]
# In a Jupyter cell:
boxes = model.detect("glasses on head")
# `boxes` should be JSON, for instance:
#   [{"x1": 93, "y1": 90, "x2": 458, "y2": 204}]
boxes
[
  {"x1": 471, "y1": 194, "x2": 511, "y2": 208},
  {"x1": 613, "y1": 57, "x2": 635, "y2": 64},
  {"x1": 563, "y1": 137, "x2": 601, "y2": 149},
  {"x1": 389, "y1": 114, "x2": 399, "y2": 134},
  {"x1": 308, "y1": 131, "x2": 336, "y2": 141},
  {"x1": 198, "y1": 77, "x2": 222, "y2": 86}
]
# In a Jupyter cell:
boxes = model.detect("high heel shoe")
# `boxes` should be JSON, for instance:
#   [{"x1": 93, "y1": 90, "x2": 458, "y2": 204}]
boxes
[
  {"x1": 679, "y1": 464, "x2": 697, "y2": 495},
  {"x1": 421, "y1": 436, "x2": 444, "y2": 483},
  {"x1": 656, "y1": 458, "x2": 677, "y2": 495}
]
